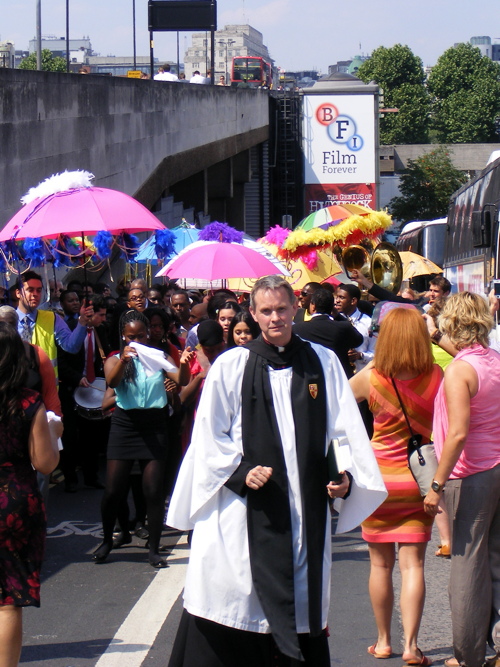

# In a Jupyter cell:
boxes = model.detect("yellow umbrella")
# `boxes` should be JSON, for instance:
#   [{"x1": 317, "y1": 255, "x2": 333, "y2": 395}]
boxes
[
  {"x1": 228, "y1": 243, "x2": 342, "y2": 292},
  {"x1": 399, "y1": 251, "x2": 442, "y2": 280}
]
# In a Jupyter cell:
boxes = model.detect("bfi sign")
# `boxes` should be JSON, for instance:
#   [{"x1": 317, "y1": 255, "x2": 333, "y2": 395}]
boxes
[{"x1": 302, "y1": 92, "x2": 378, "y2": 213}]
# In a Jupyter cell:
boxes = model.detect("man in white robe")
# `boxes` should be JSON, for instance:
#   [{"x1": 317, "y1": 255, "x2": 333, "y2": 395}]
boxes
[{"x1": 167, "y1": 275, "x2": 387, "y2": 666}]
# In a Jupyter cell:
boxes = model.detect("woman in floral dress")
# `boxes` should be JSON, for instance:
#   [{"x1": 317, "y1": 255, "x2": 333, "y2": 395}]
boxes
[{"x1": 0, "y1": 322, "x2": 59, "y2": 667}]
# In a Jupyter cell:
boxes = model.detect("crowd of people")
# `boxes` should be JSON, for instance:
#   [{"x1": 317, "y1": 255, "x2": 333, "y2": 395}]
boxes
[{"x1": 1, "y1": 265, "x2": 500, "y2": 667}]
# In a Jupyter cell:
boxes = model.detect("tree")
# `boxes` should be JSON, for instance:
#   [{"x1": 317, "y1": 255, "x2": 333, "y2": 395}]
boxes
[
  {"x1": 428, "y1": 43, "x2": 500, "y2": 143},
  {"x1": 357, "y1": 44, "x2": 430, "y2": 144},
  {"x1": 388, "y1": 146, "x2": 468, "y2": 224},
  {"x1": 18, "y1": 49, "x2": 67, "y2": 73}
]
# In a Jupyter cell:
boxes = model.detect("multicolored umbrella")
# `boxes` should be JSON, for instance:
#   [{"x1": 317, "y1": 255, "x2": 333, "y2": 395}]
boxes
[{"x1": 296, "y1": 203, "x2": 371, "y2": 231}]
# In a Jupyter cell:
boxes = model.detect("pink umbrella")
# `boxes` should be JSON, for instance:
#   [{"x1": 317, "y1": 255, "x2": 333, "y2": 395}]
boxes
[
  {"x1": 156, "y1": 241, "x2": 288, "y2": 281},
  {"x1": 0, "y1": 186, "x2": 164, "y2": 241}
]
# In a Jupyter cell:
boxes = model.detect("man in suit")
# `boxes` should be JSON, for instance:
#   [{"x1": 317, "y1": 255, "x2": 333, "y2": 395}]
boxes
[
  {"x1": 58, "y1": 295, "x2": 110, "y2": 492},
  {"x1": 293, "y1": 282, "x2": 323, "y2": 324},
  {"x1": 294, "y1": 289, "x2": 363, "y2": 378}
]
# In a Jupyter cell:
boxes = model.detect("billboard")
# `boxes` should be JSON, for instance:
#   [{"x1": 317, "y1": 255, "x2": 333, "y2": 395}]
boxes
[
  {"x1": 148, "y1": 1, "x2": 216, "y2": 32},
  {"x1": 302, "y1": 93, "x2": 377, "y2": 213}
]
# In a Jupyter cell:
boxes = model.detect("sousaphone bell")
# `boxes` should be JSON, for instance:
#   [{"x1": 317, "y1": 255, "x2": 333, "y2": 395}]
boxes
[{"x1": 342, "y1": 242, "x2": 403, "y2": 294}]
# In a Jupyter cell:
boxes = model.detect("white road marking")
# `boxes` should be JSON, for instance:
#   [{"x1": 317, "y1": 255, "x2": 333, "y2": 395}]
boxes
[{"x1": 95, "y1": 538, "x2": 188, "y2": 667}]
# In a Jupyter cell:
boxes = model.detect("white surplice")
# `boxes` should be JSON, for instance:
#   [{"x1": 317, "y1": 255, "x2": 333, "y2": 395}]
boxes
[{"x1": 167, "y1": 342, "x2": 387, "y2": 634}]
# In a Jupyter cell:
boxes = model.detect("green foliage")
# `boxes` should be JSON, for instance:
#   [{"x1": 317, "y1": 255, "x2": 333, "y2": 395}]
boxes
[
  {"x1": 18, "y1": 49, "x2": 67, "y2": 73},
  {"x1": 357, "y1": 44, "x2": 430, "y2": 144},
  {"x1": 388, "y1": 147, "x2": 468, "y2": 223},
  {"x1": 428, "y1": 43, "x2": 500, "y2": 143}
]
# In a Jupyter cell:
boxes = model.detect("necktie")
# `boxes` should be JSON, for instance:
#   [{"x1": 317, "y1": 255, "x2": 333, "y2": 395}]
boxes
[
  {"x1": 86, "y1": 329, "x2": 95, "y2": 383},
  {"x1": 21, "y1": 316, "x2": 32, "y2": 342}
]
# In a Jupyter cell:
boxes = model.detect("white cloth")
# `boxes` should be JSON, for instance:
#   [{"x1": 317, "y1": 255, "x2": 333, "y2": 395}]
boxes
[
  {"x1": 154, "y1": 71, "x2": 178, "y2": 81},
  {"x1": 167, "y1": 343, "x2": 387, "y2": 634},
  {"x1": 46, "y1": 411, "x2": 63, "y2": 451},
  {"x1": 190, "y1": 73, "x2": 208, "y2": 84},
  {"x1": 129, "y1": 342, "x2": 177, "y2": 377},
  {"x1": 348, "y1": 308, "x2": 376, "y2": 372}
]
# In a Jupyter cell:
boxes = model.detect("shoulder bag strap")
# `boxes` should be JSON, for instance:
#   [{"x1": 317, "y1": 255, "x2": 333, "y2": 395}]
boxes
[{"x1": 390, "y1": 377, "x2": 415, "y2": 437}]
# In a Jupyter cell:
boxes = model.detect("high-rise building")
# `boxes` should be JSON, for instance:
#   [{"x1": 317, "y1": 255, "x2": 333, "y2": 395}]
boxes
[
  {"x1": 183, "y1": 25, "x2": 273, "y2": 80},
  {"x1": 468, "y1": 36, "x2": 500, "y2": 63}
]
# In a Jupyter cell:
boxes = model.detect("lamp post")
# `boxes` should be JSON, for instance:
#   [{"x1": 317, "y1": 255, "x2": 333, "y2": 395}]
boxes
[
  {"x1": 65, "y1": 0, "x2": 69, "y2": 73},
  {"x1": 218, "y1": 39, "x2": 234, "y2": 83},
  {"x1": 132, "y1": 0, "x2": 136, "y2": 70}
]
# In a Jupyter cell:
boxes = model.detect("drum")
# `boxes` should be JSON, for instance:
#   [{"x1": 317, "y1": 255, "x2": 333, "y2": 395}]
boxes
[{"x1": 74, "y1": 377, "x2": 107, "y2": 420}]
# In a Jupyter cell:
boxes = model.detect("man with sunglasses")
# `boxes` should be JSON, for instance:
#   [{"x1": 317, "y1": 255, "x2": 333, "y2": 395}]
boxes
[{"x1": 294, "y1": 282, "x2": 323, "y2": 323}]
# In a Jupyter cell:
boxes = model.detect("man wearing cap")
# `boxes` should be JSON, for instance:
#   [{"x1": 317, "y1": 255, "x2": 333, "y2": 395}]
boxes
[{"x1": 167, "y1": 276, "x2": 386, "y2": 667}]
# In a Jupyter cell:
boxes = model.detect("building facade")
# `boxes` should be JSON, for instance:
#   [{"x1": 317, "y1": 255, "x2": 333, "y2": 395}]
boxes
[{"x1": 183, "y1": 25, "x2": 273, "y2": 81}]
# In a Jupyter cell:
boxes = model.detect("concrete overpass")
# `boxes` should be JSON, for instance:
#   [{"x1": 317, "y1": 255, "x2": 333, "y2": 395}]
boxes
[{"x1": 0, "y1": 68, "x2": 270, "y2": 233}]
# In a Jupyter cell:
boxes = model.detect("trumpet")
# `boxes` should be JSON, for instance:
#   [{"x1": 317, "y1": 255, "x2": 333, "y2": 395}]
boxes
[{"x1": 342, "y1": 242, "x2": 403, "y2": 294}]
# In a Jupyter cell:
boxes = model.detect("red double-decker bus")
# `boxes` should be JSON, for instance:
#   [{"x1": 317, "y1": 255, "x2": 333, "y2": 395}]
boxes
[{"x1": 230, "y1": 56, "x2": 274, "y2": 88}]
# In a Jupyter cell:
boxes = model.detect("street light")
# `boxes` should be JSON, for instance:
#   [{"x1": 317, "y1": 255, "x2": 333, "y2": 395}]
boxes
[{"x1": 218, "y1": 38, "x2": 235, "y2": 83}]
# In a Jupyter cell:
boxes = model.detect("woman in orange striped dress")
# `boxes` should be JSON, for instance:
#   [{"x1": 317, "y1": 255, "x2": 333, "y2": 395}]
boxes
[{"x1": 349, "y1": 308, "x2": 442, "y2": 666}]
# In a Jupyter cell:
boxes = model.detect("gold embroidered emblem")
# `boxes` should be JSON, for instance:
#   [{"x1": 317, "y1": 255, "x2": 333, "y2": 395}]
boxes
[{"x1": 309, "y1": 383, "x2": 318, "y2": 399}]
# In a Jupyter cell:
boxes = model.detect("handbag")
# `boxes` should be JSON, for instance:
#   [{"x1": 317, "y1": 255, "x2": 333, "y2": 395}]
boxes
[{"x1": 391, "y1": 378, "x2": 438, "y2": 496}]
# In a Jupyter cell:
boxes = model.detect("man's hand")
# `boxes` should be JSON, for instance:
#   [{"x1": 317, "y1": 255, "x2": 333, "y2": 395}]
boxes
[
  {"x1": 349, "y1": 268, "x2": 373, "y2": 290},
  {"x1": 347, "y1": 348, "x2": 362, "y2": 362},
  {"x1": 327, "y1": 472, "x2": 350, "y2": 499},
  {"x1": 79, "y1": 377, "x2": 91, "y2": 388},
  {"x1": 246, "y1": 465, "x2": 273, "y2": 490},
  {"x1": 79, "y1": 302, "x2": 94, "y2": 326}
]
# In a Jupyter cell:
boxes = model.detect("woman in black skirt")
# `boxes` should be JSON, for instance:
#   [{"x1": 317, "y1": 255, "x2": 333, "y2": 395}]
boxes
[{"x1": 93, "y1": 310, "x2": 193, "y2": 568}]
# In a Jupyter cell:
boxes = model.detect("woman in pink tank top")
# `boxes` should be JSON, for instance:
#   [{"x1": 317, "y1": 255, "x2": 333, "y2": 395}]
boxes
[{"x1": 424, "y1": 291, "x2": 500, "y2": 667}]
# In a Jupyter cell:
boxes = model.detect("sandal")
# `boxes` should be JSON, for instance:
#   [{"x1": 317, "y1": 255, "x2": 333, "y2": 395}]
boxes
[
  {"x1": 403, "y1": 648, "x2": 432, "y2": 665},
  {"x1": 367, "y1": 643, "x2": 392, "y2": 659},
  {"x1": 443, "y1": 658, "x2": 459, "y2": 667},
  {"x1": 435, "y1": 544, "x2": 451, "y2": 558}
]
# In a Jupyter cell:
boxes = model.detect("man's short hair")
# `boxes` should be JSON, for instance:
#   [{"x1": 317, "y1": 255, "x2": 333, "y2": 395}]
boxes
[
  {"x1": 429, "y1": 275, "x2": 451, "y2": 294},
  {"x1": 337, "y1": 284, "x2": 361, "y2": 301},
  {"x1": 310, "y1": 288, "x2": 334, "y2": 314},
  {"x1": 193, "y1": 70, "x2": 200, "y2": 75},
  {"x1": 0, "y1": 305, "x2": 18, "y2": 327},
  {"x1": 303, "y1": 282, "x2": 322, "y2": 293},
  {"x1": 89, "y1": 295, "x2": 106, "y2": 311},
  {"x1": 20, "y1": 270, "x2": 42, "y2": 285},
  {"x1": 164, "y1": 63, "x2": 171, "y2": 72},
  {"x1": 250, "y1": 276, "x2": 296, "y2": 311},
  {"x1": 171, "y1": 290, "x2": 190, "y2": 303}
]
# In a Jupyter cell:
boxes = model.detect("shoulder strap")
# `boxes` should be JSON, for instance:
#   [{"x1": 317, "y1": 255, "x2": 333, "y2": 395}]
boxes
[
  {"x1": 391, "y1": 378, "x2": 415, "y2": 436},
  {"x1": 93, "y1": 328, "x2": 106, "y2": 364}
]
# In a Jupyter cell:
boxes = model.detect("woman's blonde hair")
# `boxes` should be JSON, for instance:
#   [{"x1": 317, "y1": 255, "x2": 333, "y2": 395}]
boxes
[
  {"x1": 375, "y1": 308, "x2": 434, "y2": 377},
  {"x1": 439, "y1": 291, "x2": 493, "y2": 349}
]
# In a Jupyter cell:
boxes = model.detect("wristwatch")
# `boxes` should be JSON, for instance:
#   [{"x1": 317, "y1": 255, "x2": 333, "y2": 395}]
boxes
[{"x1": 431, "y1": 480, "x2": 444, "y2": 493}]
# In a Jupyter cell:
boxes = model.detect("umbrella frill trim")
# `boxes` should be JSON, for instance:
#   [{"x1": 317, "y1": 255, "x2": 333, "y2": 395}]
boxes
[
  {"x1": 23, "y1": 238, "x2": 46, "y2": 267},
  {"x1": 199, "y1": 222, "x2": 244, "y2": 244},
  {"x1": 264, "y1": 225, "x2": 290, "y2": 246},
  {"x1": 283, "y1": 211, "x2": 393, "y2": 252},
  {"x1": 20, "y1": 170, "x2": 95, "y2": 205},
  {"x1": 94, "y1": 231, "x2": 114, "y2": 260}
]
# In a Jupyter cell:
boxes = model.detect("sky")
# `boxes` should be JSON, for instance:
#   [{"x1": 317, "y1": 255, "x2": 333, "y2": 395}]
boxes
[{"x1": 2, "y1": 0, "x2": 499, "y2": 73}]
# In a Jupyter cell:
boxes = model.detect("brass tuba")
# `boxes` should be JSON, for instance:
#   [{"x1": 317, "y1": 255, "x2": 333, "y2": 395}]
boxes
[{"x1": 342, "y1": 242, "x2": 403, "y2": 294}]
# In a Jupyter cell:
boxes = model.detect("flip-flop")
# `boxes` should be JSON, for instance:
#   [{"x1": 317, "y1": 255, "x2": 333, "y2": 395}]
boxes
[
  {"x1": 403, "y1": 648, "x2": 432, "y2": 665},
  {"x1": 435, "y1": 544, "x2": 451, "y2": 558},
  {"x1": 367, "y1": 643, "x2": 392, "y2": 659},
  {"x1": 444, "y1": 658, "x2": 459, "y2": 667}
]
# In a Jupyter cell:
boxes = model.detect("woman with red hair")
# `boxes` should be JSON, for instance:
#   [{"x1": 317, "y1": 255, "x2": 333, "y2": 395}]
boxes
[{"x1": 350, "y1": 307, "x2": 442, "y2": 666}]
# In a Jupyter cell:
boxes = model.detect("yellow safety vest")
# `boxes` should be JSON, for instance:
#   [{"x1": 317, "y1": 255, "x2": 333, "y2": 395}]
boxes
[{"x1": 31, "y1": 310, "x2": 58, "y2": 379}]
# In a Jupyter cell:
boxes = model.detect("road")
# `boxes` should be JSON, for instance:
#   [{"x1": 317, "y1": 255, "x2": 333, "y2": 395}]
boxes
[{"x1": 20, "y1": 480, "x2": 454, "y2": 666}]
